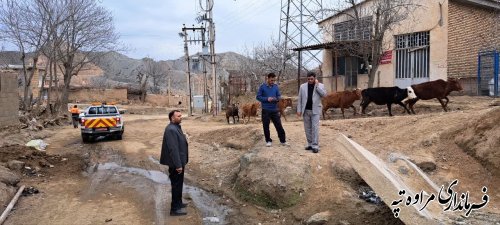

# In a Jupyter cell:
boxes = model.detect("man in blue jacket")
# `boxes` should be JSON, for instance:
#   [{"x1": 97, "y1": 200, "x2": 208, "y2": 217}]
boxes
[
  {"x1": 256, "y1": 73, "x2": 288, "y2": 147},
  {"x1": 160, "y1": 110, "x2": 189, "y2": 216}
]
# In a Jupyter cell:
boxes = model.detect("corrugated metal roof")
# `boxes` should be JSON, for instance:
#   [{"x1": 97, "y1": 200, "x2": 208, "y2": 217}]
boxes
[{"x1": 291, "y1": 40, "x2": 371, "y2": 51}]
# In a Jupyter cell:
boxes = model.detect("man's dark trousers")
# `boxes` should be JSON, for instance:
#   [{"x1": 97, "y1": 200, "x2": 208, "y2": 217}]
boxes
[
  {"x1": 261, "y1": 109, "x2": 286, "y2": 143},
  {"x1": 168, "y1": 166, "x2": 184, "y2": 211}
]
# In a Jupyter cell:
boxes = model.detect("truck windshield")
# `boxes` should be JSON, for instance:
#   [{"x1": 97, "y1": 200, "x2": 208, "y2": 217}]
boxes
[{"x1": 88, "y1": 106, "x2": 117, "y2": 114}]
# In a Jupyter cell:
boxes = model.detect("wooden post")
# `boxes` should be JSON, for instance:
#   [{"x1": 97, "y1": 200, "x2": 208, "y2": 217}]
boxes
[{"x1": 0, "y1": 185, "x2": 25, "y2": 224}]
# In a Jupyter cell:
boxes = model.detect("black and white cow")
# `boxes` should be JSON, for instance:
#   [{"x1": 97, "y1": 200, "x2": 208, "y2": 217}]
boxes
[{"x1": 360, "y1": 86, "x2": 417, "y2": 116}]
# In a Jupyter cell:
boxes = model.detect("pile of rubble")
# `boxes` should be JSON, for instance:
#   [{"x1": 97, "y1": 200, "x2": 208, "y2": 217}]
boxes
[{"x1": 18, "y1": 109, "x2": 69, "y2": 131}]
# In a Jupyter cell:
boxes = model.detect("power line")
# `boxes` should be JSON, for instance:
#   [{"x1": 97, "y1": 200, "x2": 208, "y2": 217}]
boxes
[{"x1": 279, "y1": 0, "x2": 325, "y2": 89}]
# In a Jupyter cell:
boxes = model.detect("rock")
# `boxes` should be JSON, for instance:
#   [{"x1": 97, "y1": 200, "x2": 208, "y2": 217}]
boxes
[
  {"x1": 236, "y1": 151, "x2": 311, "y2": 208},
  {"x1": 306, "y1": 211, "x2": 331, "y2": 225},
  {"x1": 22, "y1": 186, "x2": 40, "y2": 196},
  {"x1": 338, "y1": 220, "x2": 350, "y2": 225},
  {"x1": 7, "y1": 160, "x2": 26, "y2": 172},
  {"x1": 0, "y1": 166, "x2": 20, "y2": 185},
  {"x1": 416, "y1": 161, "x2": 437, "y2": 173},
  {"x1": 202, "y1": 217, "x2": 220, "y2": 223},
  {"x1": 39, "y1": 159, "x2": 51, "y2": 167},
  {"x1": 0, "y1": 182, "x2": 16, "y2": 206}
]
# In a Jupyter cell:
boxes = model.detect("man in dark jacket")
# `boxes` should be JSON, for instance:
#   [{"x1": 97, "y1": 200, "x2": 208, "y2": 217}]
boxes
[{"x1": 160, "y1": 110, "x2": 189, "y2": 216}]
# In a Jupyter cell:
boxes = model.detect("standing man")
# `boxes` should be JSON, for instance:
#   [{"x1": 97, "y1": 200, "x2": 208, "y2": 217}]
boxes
[
  {"x1": 160, "y1": 110, "x2": 189, "y2": 216},
  {"x1": 69, "y1": 105, "x2": 80, "y2": 128},
  {"x1": 256, "y1": 73, "x2": 288, "y2": 147},
  {"x1": 297, "y1": 72, "x2": 327, "y2": 153}
]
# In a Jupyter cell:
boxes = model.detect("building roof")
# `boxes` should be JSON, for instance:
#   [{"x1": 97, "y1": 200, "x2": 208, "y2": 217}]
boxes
[
  {"x1": 318, "y1": 0, "x2": 500, "y2": 24},
  {"x1": 291, "y1": 40, "x2": 371, "y2": 52},
  {"x1": 452, "y1": 0, "x2": 500, "y2": 10},
  {"x1": 0, "y1": 51, "x2": 24, "y2": 66}
]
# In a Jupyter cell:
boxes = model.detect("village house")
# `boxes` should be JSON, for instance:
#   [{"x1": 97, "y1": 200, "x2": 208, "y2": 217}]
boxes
[
  {"x1": 299, "y1": 0, "x2": 499, "y2": 96},
  {"x1": 0, "y1": 52, "x2": 104, "y2": 101}
]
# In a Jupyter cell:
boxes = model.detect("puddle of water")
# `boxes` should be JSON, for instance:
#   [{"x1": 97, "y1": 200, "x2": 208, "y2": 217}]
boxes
[{"x1": 92, "y1": 160, "x2": 231, "y2": 225}]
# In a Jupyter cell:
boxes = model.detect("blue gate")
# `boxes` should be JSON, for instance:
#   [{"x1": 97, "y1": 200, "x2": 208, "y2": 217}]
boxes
[{"x1": 478, "y1": 50, "x2": 499, "y2": 97}]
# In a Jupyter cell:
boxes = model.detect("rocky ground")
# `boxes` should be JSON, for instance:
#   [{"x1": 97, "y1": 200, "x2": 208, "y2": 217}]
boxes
[{"x1": 1, "y1": 95, "x2": 499, "y2": 225}]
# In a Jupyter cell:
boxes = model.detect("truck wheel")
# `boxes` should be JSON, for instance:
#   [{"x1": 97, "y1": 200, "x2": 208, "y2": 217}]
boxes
[
  {"x1": 82, "y1": 134, "x2": 90, "y2": 143},
  {"x1": 115, "y1": 132, "x2": 123, "y2": 140}
]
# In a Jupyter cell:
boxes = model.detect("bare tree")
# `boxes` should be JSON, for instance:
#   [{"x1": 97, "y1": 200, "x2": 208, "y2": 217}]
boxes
[
  {"x1": 55, "y1": 0, "x2": 119, "y2": 112},
  {"x1": 253, "y1": 37, "x2": 287, "y2": 82},
  {"x1": 135, "y1": 57, "x2": 165, "y2": 102},
  {"x1": 0, "y1": 0, "x2": 51, "y2": 111},
  {"x1": 1, "y1": 0, "x2": 119, "y2": 114},
  {"x1": 242, "y1": 38, "x2": 297, "y2": 85},
  {"x1": 324, "y1": 0, "x2": 419, "y2": 87},
  {"x1": 149, "y1": 61, "x2": 168, "y2": 94}
]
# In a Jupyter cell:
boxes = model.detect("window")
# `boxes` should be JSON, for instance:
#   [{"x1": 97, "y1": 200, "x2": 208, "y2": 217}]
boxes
[
  {"x1": 333, "y1": 16, "x2": 372, "y2": 41},
  {"x1": 395, "y1": 31, "x2": 430, "y2": 79},
  {"x1": 87, "y1": 106, "x2": 117, "y2": 115}
]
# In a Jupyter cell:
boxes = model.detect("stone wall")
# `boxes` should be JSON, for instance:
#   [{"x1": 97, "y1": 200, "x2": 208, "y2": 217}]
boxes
[{"x1": 0, "y1": 71, "x2": 19, "y2": 127}]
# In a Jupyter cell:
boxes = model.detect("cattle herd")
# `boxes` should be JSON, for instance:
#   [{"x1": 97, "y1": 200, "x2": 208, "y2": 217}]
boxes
[{"x1": 225, "y1": 78, "x2": 463, "y2": 124}]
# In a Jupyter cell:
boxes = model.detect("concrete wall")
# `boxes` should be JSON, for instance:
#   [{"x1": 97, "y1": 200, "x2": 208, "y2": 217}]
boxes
[
  {"x1": 68, "y1": 88, "x2": 127, "y2": 103},
  {"x1": 323, "y1": 74, "x2": 369, "y2": 93},
  {"x1": 0, "y1": 71, "x2": 19, "y2": 127},
  {"x1": 448, "y1": 1, "x2": 500, "y2": 78},
  {"x1": 377, "y1": 0, "x2": 450, "y2": 86}
]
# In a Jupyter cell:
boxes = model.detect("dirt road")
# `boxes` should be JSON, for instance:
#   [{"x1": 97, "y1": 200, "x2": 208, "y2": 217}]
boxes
[{"x1": 2, "y1": 95, "x2": 500, "y2": 225}]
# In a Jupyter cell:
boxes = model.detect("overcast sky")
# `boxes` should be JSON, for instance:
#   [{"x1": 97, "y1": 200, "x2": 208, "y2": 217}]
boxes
[{"x1": 100, "y1": 0, "x2": 283, "y2": 60}]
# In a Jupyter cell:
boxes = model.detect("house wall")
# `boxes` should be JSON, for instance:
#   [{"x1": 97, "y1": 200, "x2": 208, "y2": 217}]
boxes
[
  {"x1": 376, "y1": 0, "x2": 450, "y2": 87},
  {"x1": 0, "y1": 71, "x2": 19, "y2": 127},
  {"x1": 320, "y1": 0, "x2": 451, "y2": 88},
  {"x1": 448, "y1": 1, "x2": 500, "y2": 78}
]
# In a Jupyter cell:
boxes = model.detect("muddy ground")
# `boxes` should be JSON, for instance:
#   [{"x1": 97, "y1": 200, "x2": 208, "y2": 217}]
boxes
[{"x1": 1, "y1": 95, "x2": 499, "y2": 225}]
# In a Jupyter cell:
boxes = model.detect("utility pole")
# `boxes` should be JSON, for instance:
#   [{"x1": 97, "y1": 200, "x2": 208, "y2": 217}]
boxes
[
  {"x1": 182, "y1": 24, "x2": 192, "y2": 116},
  {"x1": 195, "y1": 0, "x2": 217, "y2": 115},
  {"x1": 207, "y1": 0, "x2": 218, "y2": 116},
  {"x1": 202, "y1": 54, "x2": 208, "y2": 113},
  {"x1": 181, "y1": 24, "x2": 206, "y2": 116}
]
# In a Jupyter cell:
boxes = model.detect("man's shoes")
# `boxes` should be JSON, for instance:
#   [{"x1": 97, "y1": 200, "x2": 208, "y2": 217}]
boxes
[
  {"x1": 280, "y1": 142, "x2": 290, "y2": 147},
  {"x1": 305, "y1": 146, "x2": 313, "y2": 151},
  {"x1": 312, "y1": 148, "x2": 319, "y2": 153},
  {"x1": 170, "y1": 208, "x2": 187, "y2": 216},
  {"x1": 181, "y1": 203, "x2": 188, "y2": 208},
  {"x1": 266, "y1": 142, "x2": 272, "y2": 147}
]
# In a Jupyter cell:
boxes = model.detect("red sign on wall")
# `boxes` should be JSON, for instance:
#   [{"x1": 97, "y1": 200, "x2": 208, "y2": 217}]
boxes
[{"x1": 380, "y1": 50, "x2": 393, "y2": 64}]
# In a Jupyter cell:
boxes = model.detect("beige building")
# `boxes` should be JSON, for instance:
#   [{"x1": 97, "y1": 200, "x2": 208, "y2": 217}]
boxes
[
  {"x1": 310, "y1": 0, "x2": 499, "y2": 94},
  {"x1": 1, "y1": 54, "x2": 104, "y2": 101}
]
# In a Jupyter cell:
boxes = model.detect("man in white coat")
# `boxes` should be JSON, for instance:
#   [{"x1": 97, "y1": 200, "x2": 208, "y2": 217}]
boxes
[{"x1": 296, "y1": 72, "x2": 327, "y2": 153}]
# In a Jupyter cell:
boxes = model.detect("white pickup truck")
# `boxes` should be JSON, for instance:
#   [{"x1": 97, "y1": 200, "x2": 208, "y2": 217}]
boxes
[{"x1": 79, "y1": 104, "x2": 124, "y2": 142}]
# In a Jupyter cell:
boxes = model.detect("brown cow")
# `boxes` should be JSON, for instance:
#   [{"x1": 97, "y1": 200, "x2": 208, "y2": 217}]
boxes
[
  {"x1": 322, "y1": 89, "x2": 362, "y2": 119},
  {"x1": 278, "y1": 98, "x2": 293, "y2": 121},
  {"x1": 406, "y1": 78, "x2": 463, "y2": 114},
  {"x1": 241, "y1": 102, "x2": 260, "y2": 124}
]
